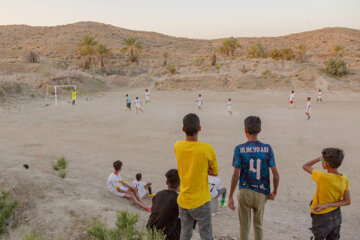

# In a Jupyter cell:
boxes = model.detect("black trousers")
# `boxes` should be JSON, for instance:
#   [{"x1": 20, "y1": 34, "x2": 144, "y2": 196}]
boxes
[{"x1": 310, "y1": 208, "x2": 341, "y2": 240}]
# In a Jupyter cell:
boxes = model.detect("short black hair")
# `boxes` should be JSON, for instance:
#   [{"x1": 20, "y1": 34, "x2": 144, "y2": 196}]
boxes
[
  {"x1": 291, "y1": 90, "x2": 294, "y2": 93},
  {"x1": 322, "y1": 148, "x2": 344, "y2": 168},
  {"x1": 113, "y1": 160, "x2": 122, "y2": 171},
  {"x1": 136, "y1": 173, "x2": 142, "y2": 181},
  {"x1": 183, "y1": 113, "x2": 200, "y2": 136},
  {"x1": 307, "y1": 97, "x2": 311, "y2": 100},
  {"x1": 126, "y1": 94, "x2": 128, "y2": 97},
  {"x1": 165, "y1": 169, "x2": 180, "y2": 189},
  {"x1": 244, "y1": 116, "x2": 261, "y2": 135}
]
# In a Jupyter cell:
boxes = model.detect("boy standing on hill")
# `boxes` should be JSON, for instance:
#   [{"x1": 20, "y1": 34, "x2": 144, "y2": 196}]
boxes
[
  {"x1": 146, "y1": 169, "x2": 181, "y2": 240},
  {"x1": 145, "y1": 89, "x2": 151, "y2": 105},
  {"x1": 229, "y1": 116, "x2": 280, "y2": 240},
  {"x1": 175, "y1": 113, "x2": 218, "y2": 240},
  {"x1": 196, "y1": 94, "x2": 203, "y2": 110},
  {"x1": 303, "y1": 148, "x2": 351, "y2": 240}
]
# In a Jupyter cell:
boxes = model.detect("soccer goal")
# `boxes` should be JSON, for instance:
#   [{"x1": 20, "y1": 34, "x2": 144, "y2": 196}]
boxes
[{"x1": 45, "y1": 85, "x2": 76, "y2": 106}]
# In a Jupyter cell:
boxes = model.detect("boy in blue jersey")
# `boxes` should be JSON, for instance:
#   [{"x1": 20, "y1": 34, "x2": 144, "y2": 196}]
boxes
[{"x1": 228, "y1": 116, "x2": 280, "y2": 240}]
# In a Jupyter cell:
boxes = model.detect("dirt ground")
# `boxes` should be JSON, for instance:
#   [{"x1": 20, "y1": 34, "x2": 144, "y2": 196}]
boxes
[{"x1": 0, "y1": 89, "x2": 359, "y2": 239}]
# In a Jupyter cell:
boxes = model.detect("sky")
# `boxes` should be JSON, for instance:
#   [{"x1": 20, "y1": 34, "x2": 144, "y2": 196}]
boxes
[{"x1": 0, "y1": 0, "x2": 359, "y2": 39}]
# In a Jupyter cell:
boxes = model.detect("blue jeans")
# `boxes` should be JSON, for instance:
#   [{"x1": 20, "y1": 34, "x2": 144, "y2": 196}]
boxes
[{"x1": 179, "y1": 201, "x2": 212, "y2": 240}]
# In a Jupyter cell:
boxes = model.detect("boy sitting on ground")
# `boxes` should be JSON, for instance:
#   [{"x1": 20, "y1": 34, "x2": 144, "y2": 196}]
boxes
[
  {"x1": 133, "y1": 173, "x2": 155, "y2": 198},
  {"x1": 107, "y1": 160, "x2": 151, "y2": 212},
  {"x1": 208, "y1": 169, "x2": 227, "y2": 207},
  {"x1": 303, "y1": 148, "x2": 351, "y2": 240},
  {"x1": 146, "y1": 169, "x2": 181, "y2": 240}
]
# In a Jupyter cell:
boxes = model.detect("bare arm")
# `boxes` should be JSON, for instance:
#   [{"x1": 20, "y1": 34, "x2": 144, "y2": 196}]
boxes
[
  {"x1": 268, "y1": 166, "x2": 280, "y2": 200},
  {"x1": 228, "y1": 168, "x2": 240, "y2": 210},
  {"x1": 312, "y1": 190, "x2": 351, "y2": 213},
  {"x1": 303, "y1": 157, "x2": 321, "y2": 174}
]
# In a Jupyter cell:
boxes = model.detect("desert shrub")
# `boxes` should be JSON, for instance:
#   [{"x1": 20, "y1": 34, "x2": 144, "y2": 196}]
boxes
[
  {"x1": 269, "y1": 48, "x2": 282, "y2": 60},
  {"x1": 24, "y1": 232, "x2": 45, "y2": 240},
  {"x1": 331, "y1": 45, "x2": 344, "y2": 57},
  {"x1": 280, "y1": 48, "x2": 295, "y2": 60},
  {"x1": 87, "y1": 210, "x2": 166, "y2": 240},
  {"x1": 168, "y1": 64, "x2": 176, "y2": 75},
  {"x1": 52, "y1": 156, "x2": 67, "y2": 178},
  {"x1": 0, "y1": 190, "x2": 18, "y2": 235},
  {"x1": 195, "y1": 57, "x2": 205, "y2": 66},
  {"x1": 247, "y1": 42, "x2": 267, "y2": 58},
  {"x1": 324, "y1": 57, "x2": 347, "y2": 77},
  {"x1": 30, "y1": 93, "x2": 36, "y2": 98},
  {"x1": 295, "y1": 44, "x2": 307, "y2": 62}
]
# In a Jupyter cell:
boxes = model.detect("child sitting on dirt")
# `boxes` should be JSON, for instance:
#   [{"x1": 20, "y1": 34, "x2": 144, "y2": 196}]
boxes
[
  {"x1": 107, "y1": 160, "x2": 151, "y2": 212},
  {"x1": 303, "y1": 148, "x2": 351, "y2": 240},
  {"x1": 133, "y1": 173, "x2": 155, "y2": 198},
  {"x1": 208, "y1": 169, "x2": 227, "y2": 207},
  {"x1": 146, "y1": 169, "x2": 181, "y2": 240}
]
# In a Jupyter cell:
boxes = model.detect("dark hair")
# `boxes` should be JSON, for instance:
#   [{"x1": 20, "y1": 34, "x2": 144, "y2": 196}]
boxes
[
  {"x1": 199, "y1": 94, "x2": 201, "y2": 97},
  {"x1": 136, "y1": 173, "x2": 142, "y2": 181},
  {"x1": 126, "y1": 94, "x2": 128, "y2": 97},
  {"x1": 244, "y1": 116, "x2": 261, "y2": 135},
  {"x1": 307, "y1": 97, "x2": 311, "y2": 100},
  {"x1": 136, "y1": 97, "x2": 138, "y2": 99},
  {"x1": 183, "y1": 113, "x2": 200, "y2": 136},
  {"x1": 165, "y1": 169, "x2": 180, "y2": 189},
  {"x1": 146, "y1": 89, "x2": 148, "y2": 91},
  {"x1": 291, "y1": 90, "x2": 294, "y2": 93},
  {"x1": 113, "y1": 160, "x2": 122, "y2": 171},
  {"x1": 228, "y1": 98, "x2": 231, "y2": 101},
  {"x1": 322, "y1": 148, "x2": 344, "y2": 168}
]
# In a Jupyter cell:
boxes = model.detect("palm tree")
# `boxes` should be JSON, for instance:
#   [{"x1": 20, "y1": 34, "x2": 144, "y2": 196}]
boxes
[
  {"x1": 295, "y1": 44, "x2": 307, "y2": 62},
  {"x1": 163, "y1": 52, "x2": 169, "y2": 66},
  {"x1": 218, "y1": 37, "x2": 242, "y2": 57},
  {"x1": 332, "y1": 45, "x2": 344, "y2": 57},
  {"x1": 77, "y1": 34, "x2": 97, "y2": 70},
  {"x1": 96, "y1": 43, "x2": 110, "y2": 69},
  {"x1": 122, "y1": 37, "x2": 142, "y2": 63}
]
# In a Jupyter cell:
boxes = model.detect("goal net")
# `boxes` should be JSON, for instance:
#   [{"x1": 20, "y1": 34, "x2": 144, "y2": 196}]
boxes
[{"x1": 45, "y1": 85, "x2": 77, "y2": 106}]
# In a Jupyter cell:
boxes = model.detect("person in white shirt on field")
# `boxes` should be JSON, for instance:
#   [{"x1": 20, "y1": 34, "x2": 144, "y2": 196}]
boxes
[
  {"x1": 208, "y1": 170, "x2": 227, "y2": 207},
  {"x1": 133, "y1": 173, "x2": 155, "y2": 198},
  {"x1": 306, "y1": 97, "x2": 311, "y2": 120},
  {"x1": 317, "y1": 89, "x2": 323, "y2": 102},
  {"x1": 107, "y1": 160, "x2": 151, "y2": 212},
  {"x1": 145, "y1": 89, "x2": 151, "y2": 105},
  {"x1": 289, "y1": 90, "x2": 295, "y2": 108},
  {"x1": 227, "y1": 98, "x2": 233, "y2": 115},
  {"x1": 135, "y1": 97, "x2": 144, "y2": 113},
  {"x1": 195, "y1": 94, "x2": 203, "y2": 110}
]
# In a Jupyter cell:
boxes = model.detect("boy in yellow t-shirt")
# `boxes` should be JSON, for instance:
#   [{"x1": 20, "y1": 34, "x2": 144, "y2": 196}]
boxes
[
  {"x1": 174, "y1": 113, "x2": 218, "y2": 240},
  {"x1": 303, "y1": 148, "x2": 351, "y2": 240}
]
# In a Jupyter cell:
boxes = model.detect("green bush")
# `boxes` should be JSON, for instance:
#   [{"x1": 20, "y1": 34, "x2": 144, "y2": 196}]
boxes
[
  {"x1": 247, "y1": 42, "x2": 267, "y2": 58},
  {"x1": 24, "y1": 232, "x2": 45, "y2": 240},
  {"x1": 87, "y1": 210, "x2": 166, "y2": 240},
  {"x1": 324, "y1": 57, "x2": 347, "y2": 77},
  {"x1": 269, "y1": 48, "x2": 282, "y2": 60},
  {"x1": 280, "y1": 48, "x2": 295, "y2": 61},
  {"x1": 0, "y1": 190, "x2": 18, "y2": 235},
  {"x1": 52, "y1": 156, "x2": 67, "y2": 178}
]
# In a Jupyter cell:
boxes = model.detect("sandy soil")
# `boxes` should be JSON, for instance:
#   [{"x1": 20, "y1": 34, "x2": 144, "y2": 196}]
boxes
[{"x1": 1, "y1": 89, "x2": 359, "y2": 239}]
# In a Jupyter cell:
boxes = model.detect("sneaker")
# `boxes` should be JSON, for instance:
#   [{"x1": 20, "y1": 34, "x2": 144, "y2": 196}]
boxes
[
  {"x1": 148, "y1": 193, "x2": 156, "y2": 197},
  {"x1": 221, "y1": 203, "x2": 228, "y2": 208}
]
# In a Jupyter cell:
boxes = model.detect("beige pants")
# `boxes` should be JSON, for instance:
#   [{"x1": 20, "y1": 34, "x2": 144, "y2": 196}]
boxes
[{"x1": 237, "y1": 189, "x2": 267, "y2": 240}]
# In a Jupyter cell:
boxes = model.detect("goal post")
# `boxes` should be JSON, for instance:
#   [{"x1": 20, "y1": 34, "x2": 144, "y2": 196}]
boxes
[{"x1": 45, "y1": 85, "x2": 77, "y2": 106}]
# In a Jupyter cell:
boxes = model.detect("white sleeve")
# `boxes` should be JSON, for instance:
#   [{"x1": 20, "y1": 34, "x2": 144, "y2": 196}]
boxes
[{"x1": 216, "y1": 178, "x2": 221, "y2": 190}]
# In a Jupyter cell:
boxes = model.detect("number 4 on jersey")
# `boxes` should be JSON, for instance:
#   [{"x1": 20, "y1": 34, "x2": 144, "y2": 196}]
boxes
[{"x1": 249, "y1": 159, "x2": 261, "y2": 180}]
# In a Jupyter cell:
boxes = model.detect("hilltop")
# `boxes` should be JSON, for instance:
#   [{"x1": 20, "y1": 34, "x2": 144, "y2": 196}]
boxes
[{"x1": 0, "y1": 21, "x2": 360, "y2": 102}]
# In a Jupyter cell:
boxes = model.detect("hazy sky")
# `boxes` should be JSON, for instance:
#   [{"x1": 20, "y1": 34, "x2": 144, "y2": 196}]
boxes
[{"x1": 0, "y1": 0, "x2": 359, "y2": 39}]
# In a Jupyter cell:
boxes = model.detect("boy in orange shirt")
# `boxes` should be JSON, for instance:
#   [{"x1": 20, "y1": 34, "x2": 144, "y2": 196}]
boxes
[
  {"x1": 174, "y1": 113, "x2": 218, "y2": 240},
  {"x1": 303, "y1": 148, "x2": 351, "y2": 240}
]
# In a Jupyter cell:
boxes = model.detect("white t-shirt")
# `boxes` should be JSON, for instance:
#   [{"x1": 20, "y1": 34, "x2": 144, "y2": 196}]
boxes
[
  {"x1": 227, "y1": 101, "x2": 232, "y2": 110},
  {"x1": 146, "y1": 92, "x2": 150, "y2": 100},
  {"x1": 306, "y1": 101, "x2": 311, "y2": 113},
  {"x1": 208, "y1": 175, "x2": 221, "y2": 199},
  {"x1": 133, "y1": 180, "x2": 148, "y2": 198},
  {"x1": 318, "y1": 91, "x2": 322, "y2": 99},
  {"x1": 290, "y1": 94, "x2": 295, "y2": 102},
  {"x1": 135, "y1": 99, "x2": 141, "y2": 107},
  {"x1": 107, "y1": 172, "x2": 128, "y2": 197},
  {"x1": 197, "y1": 97, "x2": 203, "y2": 106}
]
